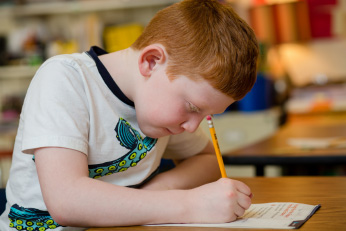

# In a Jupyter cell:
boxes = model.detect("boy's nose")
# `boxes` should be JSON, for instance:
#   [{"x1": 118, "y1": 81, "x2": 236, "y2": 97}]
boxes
[{"x1": 181, "y1": 116, "x2": 203, "y2": 133}]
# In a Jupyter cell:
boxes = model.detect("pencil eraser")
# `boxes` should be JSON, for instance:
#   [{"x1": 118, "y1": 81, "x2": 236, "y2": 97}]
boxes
[{"x1": 206, "y1": 115, "x2": 212, "y2": 120}]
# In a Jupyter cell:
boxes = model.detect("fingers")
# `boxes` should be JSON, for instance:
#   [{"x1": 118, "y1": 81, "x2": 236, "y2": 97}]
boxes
[
  {"x1": 233, "y1": 179, "x2": 252, "y2": 197},
  {"x1": 237, "y1": 188, "x2": 252, "y2": 217},
  {"x1": 237, "y1": 191, "x2": 252, "y2": 215},
  {"x1": 217, "y1": 178, "x2": 252, "y2": 218}
]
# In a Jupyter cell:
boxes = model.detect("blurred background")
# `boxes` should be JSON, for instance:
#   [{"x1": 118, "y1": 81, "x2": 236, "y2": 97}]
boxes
[{"x1": 0, "y1": 0, "x2": 345, "y2": 185}]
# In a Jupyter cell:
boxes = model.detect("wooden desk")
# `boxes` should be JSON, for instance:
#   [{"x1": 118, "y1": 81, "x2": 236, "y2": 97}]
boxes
[
  {"x1": 223, "y1": 113, "x2": 346, "y2": 176},
  {"x1": 87, "y1": 177, "x2": 346, "y2": 231}
]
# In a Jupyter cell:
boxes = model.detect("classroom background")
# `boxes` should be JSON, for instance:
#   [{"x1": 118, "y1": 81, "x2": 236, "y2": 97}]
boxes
[{"x1": 0, "y1": 0, "x2": 346, "y2": 187}]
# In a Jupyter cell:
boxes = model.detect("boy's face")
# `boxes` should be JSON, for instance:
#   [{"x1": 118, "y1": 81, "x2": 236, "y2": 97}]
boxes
[{"x1": 134, "y1": 66, "x2": 235, "y2": 138}]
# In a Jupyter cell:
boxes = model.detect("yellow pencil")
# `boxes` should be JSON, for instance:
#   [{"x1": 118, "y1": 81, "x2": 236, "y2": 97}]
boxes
[{"x1": 206, "y1": 115, "x2": 227, "y2": 178}]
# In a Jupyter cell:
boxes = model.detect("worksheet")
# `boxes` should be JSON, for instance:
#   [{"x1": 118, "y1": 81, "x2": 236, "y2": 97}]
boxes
[{"x1": 148, "y1": 202, "x2": 321, "y2": 229}]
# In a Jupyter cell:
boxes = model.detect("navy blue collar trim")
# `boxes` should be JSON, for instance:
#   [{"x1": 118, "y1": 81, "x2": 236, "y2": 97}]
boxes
[{"x1": 86, "y1": 46, "x2": 135, "y2": 107}]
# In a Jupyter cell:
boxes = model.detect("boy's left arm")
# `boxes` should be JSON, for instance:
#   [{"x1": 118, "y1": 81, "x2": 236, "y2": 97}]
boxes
[{"x1": 140, "y1": 140, "x2": 221, "y2": 190}]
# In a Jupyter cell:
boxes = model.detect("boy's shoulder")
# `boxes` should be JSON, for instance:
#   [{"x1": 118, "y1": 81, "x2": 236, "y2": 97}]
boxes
[
  {"x1": 42, "y1": 51, "x2": 96, "y2": 70},
  {"x1": 32, "y1": 51, "x2": 99, "y2": 86}
]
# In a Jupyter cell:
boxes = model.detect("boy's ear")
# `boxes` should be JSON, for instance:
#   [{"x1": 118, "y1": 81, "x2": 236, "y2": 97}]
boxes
[{"x1": 138, "y1": 45, "x2": 166, "y2": 77}]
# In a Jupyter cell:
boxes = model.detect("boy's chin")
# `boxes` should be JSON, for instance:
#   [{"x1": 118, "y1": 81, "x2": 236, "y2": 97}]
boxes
[
  {"x1": 143, "y1": 132, "x2": 165, "y2": 139},
  {"x1": 141, "y1": 128, "x2": 169, "y2": 139}
]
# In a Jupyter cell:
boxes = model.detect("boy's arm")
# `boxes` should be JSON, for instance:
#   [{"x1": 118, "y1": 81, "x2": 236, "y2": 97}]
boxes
[
  {"x1": 35, "y1": 147, "x2": 188, "y2": 227},
  {"x1": 140, "y1": 140, "x2": 221, "y2": 190},
  {"x1": 35, "y1": 146, "x2": 252, "y2": 227}
]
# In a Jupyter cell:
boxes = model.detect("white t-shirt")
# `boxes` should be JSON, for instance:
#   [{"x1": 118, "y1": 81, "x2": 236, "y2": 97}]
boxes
[{"x1": 0, "y1": 47, "x2": 209, "y2": 231}]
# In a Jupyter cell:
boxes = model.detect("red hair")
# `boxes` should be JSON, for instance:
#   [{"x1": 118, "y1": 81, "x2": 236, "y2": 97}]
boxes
[{"x1": 132, "y1": 0, "x2": 259, "y2": 100}]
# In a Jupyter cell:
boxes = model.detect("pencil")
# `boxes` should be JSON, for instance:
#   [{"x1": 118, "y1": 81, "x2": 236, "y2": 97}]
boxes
[{"x1": 206, "y1": 115, "x2": 227, "y2": 178}]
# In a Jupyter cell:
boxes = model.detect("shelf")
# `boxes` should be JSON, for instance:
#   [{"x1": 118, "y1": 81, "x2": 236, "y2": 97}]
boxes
[
  {"x1": 0, "y1": 0, "x2": 181, "y2": 17},
  {"x1": 0, "y1": 65, "x2": 39, "y2": 80}
]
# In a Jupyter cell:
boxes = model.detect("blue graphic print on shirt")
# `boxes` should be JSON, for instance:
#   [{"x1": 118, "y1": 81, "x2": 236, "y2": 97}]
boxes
[
  {"x1": 8, "y1": 204, "x2": 62, "y2": 230},
  {"x1": 88, "y1": 118, "x2": 157, "y2": 178}
]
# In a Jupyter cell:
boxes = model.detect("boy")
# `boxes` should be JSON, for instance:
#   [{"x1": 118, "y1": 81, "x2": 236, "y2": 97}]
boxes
[{"x1": 0, "y1": 0, "x2": 259, "y2": 230}]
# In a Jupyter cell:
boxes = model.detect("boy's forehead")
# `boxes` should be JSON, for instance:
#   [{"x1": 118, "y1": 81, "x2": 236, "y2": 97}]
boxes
[{"x1": 175, "y1": 75, "x2": 235, "y2": 113}]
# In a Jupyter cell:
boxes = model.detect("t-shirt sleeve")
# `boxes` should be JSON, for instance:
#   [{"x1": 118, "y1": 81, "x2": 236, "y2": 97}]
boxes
[
  {"x1": 21, "y1": 57, "x2": 90, "y2": 155},
  {"x1": 162, "y1": 126, "x2": 210, "y2": 160}
]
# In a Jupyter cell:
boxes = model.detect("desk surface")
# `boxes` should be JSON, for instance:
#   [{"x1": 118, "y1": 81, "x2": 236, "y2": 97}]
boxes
[
  {"x1": 87, "y1": 177, "x2": 346, "y2": 231},
  {"x1": 223, "y1": 113, "x2": 346, "y2": 167}
]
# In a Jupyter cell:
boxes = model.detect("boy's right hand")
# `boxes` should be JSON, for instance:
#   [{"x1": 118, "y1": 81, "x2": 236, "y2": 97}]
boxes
[{"x1": 185, "y1": 178, "x2": 252, "y2": 224}]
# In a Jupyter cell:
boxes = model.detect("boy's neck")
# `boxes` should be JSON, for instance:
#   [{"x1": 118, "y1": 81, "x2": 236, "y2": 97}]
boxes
[{"x1": 99, "y1": 48, "x2": 140, "y2": 103}]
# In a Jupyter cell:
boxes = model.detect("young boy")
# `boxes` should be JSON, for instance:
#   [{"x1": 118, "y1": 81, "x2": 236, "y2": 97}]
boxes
[{"x1": 0, "y1": 0, "x2": 259, "y2": 230}]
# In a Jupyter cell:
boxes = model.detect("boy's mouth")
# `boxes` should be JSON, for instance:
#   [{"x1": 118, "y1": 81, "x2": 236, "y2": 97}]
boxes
[
  {"x1": 166, "y1": 128, "x2": 183, "y2": 135},
  {"x1": 166, "y1": 128, "x2": 175, "y2": 135}
]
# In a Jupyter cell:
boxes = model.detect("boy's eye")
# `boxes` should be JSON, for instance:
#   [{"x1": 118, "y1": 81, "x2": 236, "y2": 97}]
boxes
[{"x1": 187, "y1": 102, "x2": 200, "y2": 113}]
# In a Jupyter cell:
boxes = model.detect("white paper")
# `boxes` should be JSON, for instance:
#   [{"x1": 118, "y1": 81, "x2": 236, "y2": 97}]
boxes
[{"x1": 148, "y1": 203, "x2": 320, "y2": 229}]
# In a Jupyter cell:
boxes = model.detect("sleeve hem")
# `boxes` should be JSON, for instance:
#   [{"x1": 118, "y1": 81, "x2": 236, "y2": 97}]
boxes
[{"x1": 22, "y1": 136, "x2": 88, "y2": 155}]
